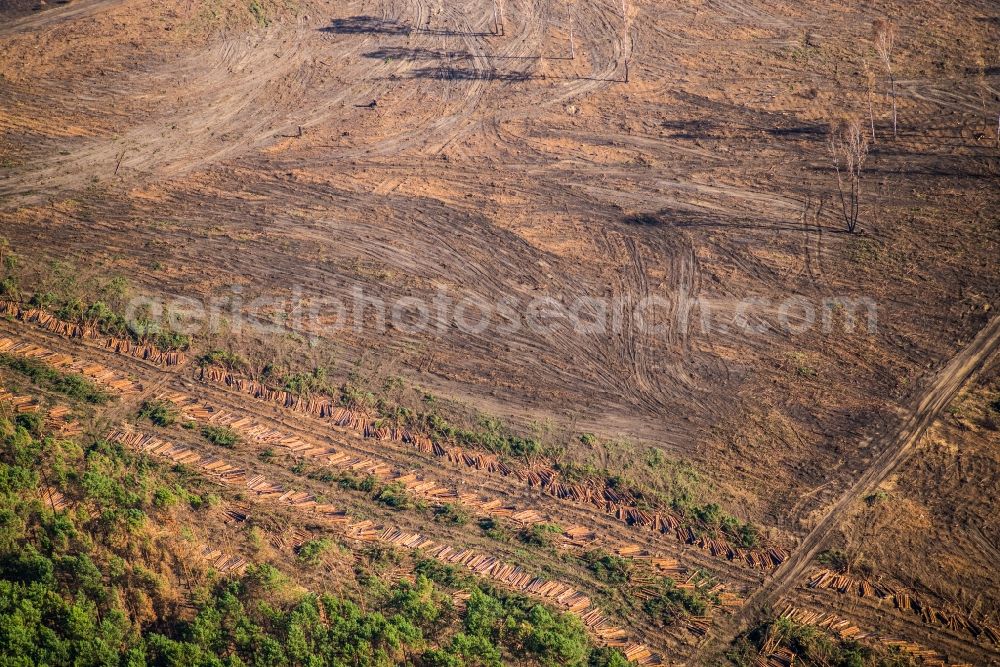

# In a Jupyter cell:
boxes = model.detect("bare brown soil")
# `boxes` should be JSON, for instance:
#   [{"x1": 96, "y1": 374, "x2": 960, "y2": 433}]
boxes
[{"x1": 1, "y1": 0, "x2": 999, "y2": 663}]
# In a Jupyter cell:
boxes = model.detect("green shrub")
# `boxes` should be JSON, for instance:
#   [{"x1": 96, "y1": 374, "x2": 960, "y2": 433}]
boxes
[
  {"x1": 13, "y1": 412, "x2": 43, "y2": 436},
  {"x1": 818, "y1": 549, "x2": 850, "y2": 572},
  {"x1": 0, "y1": 354, "x2": 109, "y2": 404},
  {"x1": 582, "y1": 550, "x2": 630, "y2": 584},
  {"x1": 643, "y1": 577, "x2": 708, "y2": 625},
  {"x1": 153, "y1": 486, "x2": 178, "y2": 509},
  {"x1": 478, "y1": 517, "x2": 510, "y2": 542},
  {"x1": 296, "y1": 538, "x2": 332, "y2": 566},
  {"x1": 434, "y1": 503, "x2": 469, "y2": 525},
  {"x1": 201, "y1": 425, "x2": 239, "y2": 448},
  {"x1": 138, "y1": 400, "x2": 177, "y2": 427},
  {"x1": 374, "y1": 482, "x2": 414, "y2": 510},
  {"x1": 519, "y1": 523, "x2": 563, "y2": 548}
]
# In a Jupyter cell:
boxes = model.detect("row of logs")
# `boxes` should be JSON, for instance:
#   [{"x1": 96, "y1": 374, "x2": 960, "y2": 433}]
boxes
[
  {"x1": 780, "y1": 604, "x2": 974, "y2": 667},
  {"x1": 112, "y1": 428, "x2": 662, "y2": 665},
  {"x1": 807, "y1": 569, "x2": 998, "y2": 643},
  {"x1": 0, "y1": 336, "x2": 143, "y2": 392},
  {"x1": 0, "y1": 299, "x2": 185, "y2": 366},
  {"x1": 199, "y1": 366, "x2": 789, "y2": 571},
  {"x1": 158, "y1": 392, "x2": 694, "y2": 574}
]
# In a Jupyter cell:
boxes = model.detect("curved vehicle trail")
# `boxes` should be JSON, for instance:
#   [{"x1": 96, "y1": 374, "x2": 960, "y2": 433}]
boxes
[{"x1": 0, "y1": 0, "x2": 124, "y2": 37}]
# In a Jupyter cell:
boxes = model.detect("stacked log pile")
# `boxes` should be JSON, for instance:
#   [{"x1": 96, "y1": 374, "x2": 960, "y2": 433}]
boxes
[
  {"x1": 199, "y1": 366, "x2": 788, "y2": 571},
  {"x1": 753, "y1": 634, "x2": 796, "y2": 667},
  {"x1": 0, "y1": 299, "x2": 185, "y2": 366},
  {"x1": 112, "y1": 428, "x2": 663, "y2": 665},
  {"x1": 0, "y1": 388, "x2": 40, "y2": 413},
  {"x1": 198, "y1": 545, "x2": 249, "y2": 575},
  {"x1": 158, "y1": 391, "x2": 749, "y2": 614},
  {"x1": 806, "y1": 569, "x2": 997, "y2": 643},
  {"x1": 778, "y1": 604, "x2": 870, "y2": 640},
  {"x1": 0, "y1": 388, "x2": 82, "y2": 435},
  {"x1": 40, "y1": 486, "x2": 72, "y2": 512},
  {"x1": 882, "y1": 640, "x2": 973, "y2": 667},
  {"x1": 780, "y1": 604, "x2": 975, "y2": 667},
  {"x1": 0, "y1": 337, "x2": 142, "y2": 392},
  {"x1": 45, "y1": 405, "x2": 82, "y2": 436}
]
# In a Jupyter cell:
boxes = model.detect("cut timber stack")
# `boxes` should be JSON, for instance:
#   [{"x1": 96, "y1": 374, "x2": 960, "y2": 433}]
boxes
[
  {"x1": 198, "y1": 546, "x2": 249, "y2": 575},
  {"x1": 40, "y1": 487, "x2": 71, "y2": 512},
  {"x1": 0, "y1": 388, "x2": 40, "y2": 413},
  {"x1": 0, "y1": 388, "x2": 81, "y2": 435},
  {"x1": 779, "y1": 605, "x2": 869, "y2": 640},
  {"x1": 114, "y1": 428, "x2": 663, "y2": 665},
  {"x1": 199, "y1": 366, "x2": 789, "y2": 571},
  {"x1": 781, "y1": 603, "x2": 973, "y2": 667},
  {"x1": 805, "y1": 569, "x2": 996, "y2": 643},
  {"x1": 0, "y1": 299, "x2": 185, "y2": 366},
  {"x1": 45, "y1": 405, "x2": 82, "y2": 436},
  {"x1": 0, "y1": 337, "x2": 142, "y2": 392}
]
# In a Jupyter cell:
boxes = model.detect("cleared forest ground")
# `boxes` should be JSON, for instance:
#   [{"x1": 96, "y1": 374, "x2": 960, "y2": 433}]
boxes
[{"x1": 1, "y1": 0, "x2": 998, "y2": 664}]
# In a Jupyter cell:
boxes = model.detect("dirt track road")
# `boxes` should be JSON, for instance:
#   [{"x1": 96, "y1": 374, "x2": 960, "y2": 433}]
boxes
[
  {"x1": 0, "y1": 0, "x2": 122, "y2": 37},
  {"x1": 698, "y1": 314, "x2": 1000, "y2": 660}
]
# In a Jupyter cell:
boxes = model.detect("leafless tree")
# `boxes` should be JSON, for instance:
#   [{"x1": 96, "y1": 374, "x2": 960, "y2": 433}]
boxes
[
  {"x1": 493, "y1": 0, "x2": 504, "y2": 35},
  {"x1": 568, "y1": 13, "x2": 575, "y2": 60},
  {"x1": 873, "y1": 19, "x2": 897, "y2": 138},
  {"x1": 828, "y1": 118, "x2": 870, "y2": 233},
  {"x1": 863, "y1": 60, "x2": 878, "y2": 142}
]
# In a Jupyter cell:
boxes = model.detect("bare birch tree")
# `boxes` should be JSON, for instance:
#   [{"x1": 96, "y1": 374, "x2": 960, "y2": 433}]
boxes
[
  {"x1": 873, "y1": 19, "x2": 897, "y2": 138},
  {"x1": 863, "y1": 60, "x2": 878, "y2": 142},
  {"x1": 828, "y1": 118, "x2": 870, "y2": 233}
]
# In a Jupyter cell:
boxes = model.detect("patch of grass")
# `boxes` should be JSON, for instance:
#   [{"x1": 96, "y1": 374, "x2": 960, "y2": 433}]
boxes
[
  {"x1": 296, "y1": 538, "x2": 332, "y2": 566},
  {"x1": 138, "y1": 400, "x2": 177, "y2": 427},
  {"x1": 581, "y1": 550, "x2": 631, "y2": 585},
  {"x1": 518, "y1": 523, "x2": 563, "y2": 548},
  {"x1": 433, "y1": 503, "x2": 469, "y2": 525},
  {"x1": 0, "y1": 353, "x2": 110, "y2": 404},
  {"x1": 198, "y1": 349, "x2": 247, "y2": 371},
  {"x1": 846, "y1": 236, "x2": 883, "y2": 266},
  {"x1": 201, "y1": 425, "x2": 239, "y2": 448},
  {"x1": 248, "y1": 0, "x2": 269, "y2": 27},
  {"x1": 789, "y1": 352, "x2": 817, "y2": 378}
]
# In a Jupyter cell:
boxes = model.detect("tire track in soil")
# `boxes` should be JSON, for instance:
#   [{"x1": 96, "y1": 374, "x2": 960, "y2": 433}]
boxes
[
  {"x1": 697, "y1": 315, "x2": 1000, "y2": 660},
  {"x1": 2, "y1": 0, "x2": 633, "y2": 204},
  {"x1": 0, "y1": 0, "x2": 124, "y2": 37}
]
